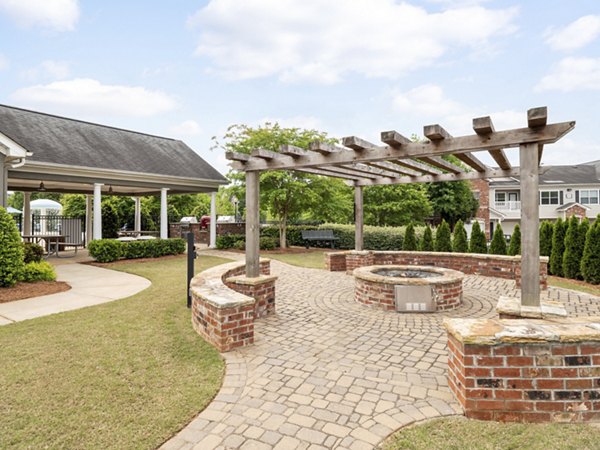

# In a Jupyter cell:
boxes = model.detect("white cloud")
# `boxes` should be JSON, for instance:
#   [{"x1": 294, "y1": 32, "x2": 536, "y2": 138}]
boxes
[
  {"x1": 188, "y1": 0, "x2": 517, "y2": 83},
  {"x1": 11, "y1": 78, "x2": 177, "y2": 117},
  {"x1": 169, "y1": 120, "x2": 202, "y2": 137},
  {"x1": 0, "y1": 0, "x2": 79, "y2": 31},
  {"x1": 536, "y1": 57, "x2": 600, "y2": 92},
  {"x1": 545, "y1": 15, "x2": 600, "y2": 51},
  {"x1": 393, "y1": 84, "x2": 465, "y2": 117},
  {"x1": 259, "y1": 115, "x2": 323, "y2": 130},
  {"x1": 22, "y1": 60, "x2": 70, "y2": 81},
  {"x1": 0, "y1": 53, "x2": 8, "y2": 71}
]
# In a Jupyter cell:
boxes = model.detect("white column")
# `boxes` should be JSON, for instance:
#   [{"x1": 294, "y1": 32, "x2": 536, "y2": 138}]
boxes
[
  {"x1": 85, "y1": 194, "x2": 92, "y2": 245},
  {"x1": 23, "y1": 192, "x2": 31, "y2": 235},
  {"x1": 0, "y1": 154, "x2": 6, "y2": 208},
  {"x1": 354, "y1": 186, "x2": 364, "y2": 251},
  {"x1": 160, "y1": 188, "x2": 169, "y2": 239},
  {"x1": 134, "y1": 197, "x2": 141, "y2": 232},
  {"x1": 245, "y1": 171, "x2": 260, "y2": 277},
  {"x1": 209, "y1": 191, "x2": 217, "y2": 248},
  {"x1": 93, "y1": 183, "x2": 103, "y2": 240}
]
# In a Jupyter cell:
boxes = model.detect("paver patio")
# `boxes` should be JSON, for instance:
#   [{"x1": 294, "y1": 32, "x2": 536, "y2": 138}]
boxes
[{"x1": 164, "y1": 250, "x2": 600, "y2": 450}]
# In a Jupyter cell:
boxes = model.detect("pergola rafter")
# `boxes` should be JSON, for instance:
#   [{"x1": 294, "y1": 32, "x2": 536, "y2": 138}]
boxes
[{"x1": 228, "y1": 107, "x2": 575, "y2": 309}]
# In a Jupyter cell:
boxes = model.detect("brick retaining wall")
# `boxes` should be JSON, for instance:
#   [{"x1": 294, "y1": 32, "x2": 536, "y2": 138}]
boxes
[{"x1": 326, "y1": 251, "x2": 548, "y2": 290}]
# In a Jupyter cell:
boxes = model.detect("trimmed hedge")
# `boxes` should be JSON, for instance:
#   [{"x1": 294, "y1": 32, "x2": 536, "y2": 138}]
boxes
[
  {"x1": 23, "y1": 242, "x2": 44, "y2": 263},
  {"x1": 0, "y1": 206, "x2": 25, "y2": 287},
  {"x1": 89, "y1": 238, "x2": 186, "y2": 263},
  {"x1": 20, "y1": 261, "x2": 56, "y2": 282}
]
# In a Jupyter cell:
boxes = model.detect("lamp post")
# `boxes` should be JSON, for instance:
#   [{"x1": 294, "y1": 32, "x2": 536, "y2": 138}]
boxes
[{"x1": 231, "y1": 195, "x2": 239, "y2": 222}]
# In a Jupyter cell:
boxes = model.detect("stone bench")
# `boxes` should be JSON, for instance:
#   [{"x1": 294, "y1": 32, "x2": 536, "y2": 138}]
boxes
[{"x1": 190, "y1": 259, "x2": 277, "y2": 352}]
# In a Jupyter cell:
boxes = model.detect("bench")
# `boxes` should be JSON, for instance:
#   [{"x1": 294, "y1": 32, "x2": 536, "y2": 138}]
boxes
[{"x1": 301, "y1": 230, "x2": 338, "y2": 249}]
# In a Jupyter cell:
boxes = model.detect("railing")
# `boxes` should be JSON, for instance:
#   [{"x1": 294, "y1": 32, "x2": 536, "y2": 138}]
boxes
[
  {"x1": 494, "y1": 201, "x2": 521, "y2": 211},
  {"x1": 31, "y1": 215, "x2": 85, "y2": 246}
]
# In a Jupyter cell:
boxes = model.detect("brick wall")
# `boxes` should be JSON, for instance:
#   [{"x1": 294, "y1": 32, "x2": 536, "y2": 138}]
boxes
[
  {"x1": 325, "y1": 251, "x2": 548, "y2": 290},
  {"x1": 169, "y1": 223, "x2": 209, "y2": 244},
  {"x1": 192, "y1": 300, "x2": 255, "y2": 351},
  {"x1": 564, "y1": 204, "x2": 588, "y2": 220},
  {"x1": 446, "y1": 318, "x2": 600, "y2": 423},
  {"x1": 471, "y1": 179, "x2": 491, "y2": 239}
]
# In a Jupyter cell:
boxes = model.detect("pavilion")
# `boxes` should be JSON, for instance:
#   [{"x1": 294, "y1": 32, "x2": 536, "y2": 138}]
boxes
[{"x1": 0, "y1": 104, "x2": 227, "y2": 245}]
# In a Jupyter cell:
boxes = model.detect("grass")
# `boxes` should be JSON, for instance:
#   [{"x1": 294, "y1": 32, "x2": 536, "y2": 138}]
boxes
[
  {"x1": 383, "y1": 416, "x2": 600, "y2": 450},
  {"x1": 0, "y1": 255, "x2": 231, "y2": 450},
  {"x1": 261, "y1": 248, "x2": 328, "y2": 269},
  {"x1": 548, "y1": 276, "x2": 600, "y2": 297}
]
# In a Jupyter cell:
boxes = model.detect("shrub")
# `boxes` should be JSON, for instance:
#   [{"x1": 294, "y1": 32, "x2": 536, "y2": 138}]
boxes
[
  {"x1": 403, "y1": 224, "x2": 417, "y2": 251},
  {"x1": 122, "y1": 241, "x2": 148, "y2": 259},
  {"x1": 102, "y1": 203, "x2": 120, "y2": 239},
  {"x1": 469, "y1": 221, "x2": 487, "y2": 254},
  {"x1": 233, "y1": 240, "x2": 245, "y2": 251},
  {"x1": 582, "y1": 217, "x2": 600, "y2": 284},
  {"x1": 216, "y1": 234, "x2": 245, "y2": 249},
  {"x1": 0, "y1": 206, "x2": 25, "y2": 287},
  {"x1": 259, "y1": 236, "x2": 278, "y2": 250},
  {"x1": 489, "y1": 223, "x2": 507, "y2": 255},
  {"x1": 435, "y1": 220, "x2": 452, "y2": 252},
  {"x1": 20, "y1": 261, "x2": 56, "y2": 282},
  {"x1": 419, "y1": 226, "x2": 434, "y2": 251},
  {"x1": 550, "y1": 218, "x2": 566, "y2": 276},
  {"x1": 508, "y1": 224, "x2": 521, "y2": 256},
  {"x1": 23, "y1": 242, "x2": 44, "y2": 263},
  {"x1": 539, "y1": 221, "x2": 553, "y2": 258},
  {"x1": 88, "y1": 239, "x2": 122, "y2": 263},
  {"x1": 452, "y1": 220, "x2": 468, "y2": 253},
  {"x1": 563, "y1": 217, "x2": 588, "y2": 280}
]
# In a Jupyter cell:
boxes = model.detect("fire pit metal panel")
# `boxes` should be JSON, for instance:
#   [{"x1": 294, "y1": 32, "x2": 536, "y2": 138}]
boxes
[{"x1": 394, "y1": 285, "x2": 435, "y2": 312}]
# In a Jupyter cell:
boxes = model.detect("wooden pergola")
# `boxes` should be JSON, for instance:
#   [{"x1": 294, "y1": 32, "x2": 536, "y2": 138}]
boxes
[{"x1": 227, "y1": 107, "x2": 575, "y2": 308}]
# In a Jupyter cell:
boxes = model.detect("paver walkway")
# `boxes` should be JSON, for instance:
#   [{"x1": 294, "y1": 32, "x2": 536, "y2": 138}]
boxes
[
  {"x1": 164, "y1": 250, "x2": 600, "y2": 450},
  {"x1": 0, "y1": 258, "x2": 151, "y2": 325}
]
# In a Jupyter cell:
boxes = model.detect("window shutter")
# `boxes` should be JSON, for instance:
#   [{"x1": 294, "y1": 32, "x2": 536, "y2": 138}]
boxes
[
  {"x1": 575, "y1": 191, "x2": 579, "y2": 203},
  {"x1": 560, "y1": 191, "x2": 563, "y2": 204}
]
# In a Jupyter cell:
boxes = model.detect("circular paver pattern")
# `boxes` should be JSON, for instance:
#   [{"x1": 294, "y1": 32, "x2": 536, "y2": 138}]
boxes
[{"x1": 162, "y1": 251, "x2": 600, "y2": 450}]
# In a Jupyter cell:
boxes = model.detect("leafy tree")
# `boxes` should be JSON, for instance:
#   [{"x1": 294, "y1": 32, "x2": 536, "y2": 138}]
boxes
[
  {"x1": 582, "y1": 216, "x2": 600, "y2": 284},
  {"x1": 8, "y1": 192, "x2": 62, "y2": 211},
  {"x1": 62, "y1": 194, "x2": 87, "y2": 219},
  {"x1": 469, "y1": 220, "x2": 487, "y2": 254},
  {"x1": 550, "y1": 218, "x2": 567, "y2": 277},
  {"x1": 364, "y1": 184, "x2": 432, "y2": 226},
  {"x1": 403, "y1": 223, "x2": 418, "y2": 251},
  {"x1": 489, "y1": 223, "x2": 507, "y2": 255},
  {"x1": 0, "y1": 206, "x2": 24, "y2": 287},
  {"x1": 427, "y1": 179, "x2": 478, "y2": 228},
  {"x1": 508, "y1": 224, "x2": 521, "y2": 256},
  {"x1": 452, "y1": 219, "x2": 468, "y2": 253},
  {"x1": 563, "y1": 217, "x2": 588, "y2": 279},
  {"x1": 420, "y1": 226, "x2": 434, "y2": 251},
  {"x1": 102, "y1": 202, "x2": 120, "y2": 238},
  {"x1": 435, "y1": 220, "x2": 452, "y2": 252},
  {"x1": 539, "y1": 221, "x2": 553, "y2": 258}
]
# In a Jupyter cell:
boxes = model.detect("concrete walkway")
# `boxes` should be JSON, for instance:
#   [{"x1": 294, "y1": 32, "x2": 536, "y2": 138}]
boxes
[
  {"x1": 164, "y1": 250, "x2": 600, "y2": 450},
  {"x1": 0, "y1": 256, "x2": 151, "y2": 325}
]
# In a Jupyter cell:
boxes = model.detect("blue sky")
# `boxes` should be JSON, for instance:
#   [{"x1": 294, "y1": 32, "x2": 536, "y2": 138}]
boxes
[{"x1": 0, "y1": 0, "x2": 599, "y2": 175}]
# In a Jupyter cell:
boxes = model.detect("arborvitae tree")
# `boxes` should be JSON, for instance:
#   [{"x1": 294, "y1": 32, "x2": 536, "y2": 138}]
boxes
[
  {"x1": 469, "y1": 220, "x2": 487, "y2": 254},
  {"x1": 0, "y1": 206, "x2": 25, "y2": 287},
  {"x1": 582, "y1": 216, "x2": 600, "y2": 284},
  {"x1": 489, "y1": 223, "x2": 507, "y2": 255},
  {"x1": 403, "y1": 223, "x2": 418, "y2": 251},
  {"x1": 563, "y1": 217, "x2": 589, "y2": 280},
  {"x1": 435, "y1": 220, "x2": 452, "y2": 252},
  {"x1": 452, "y1": 219, "x2": 468, "y2": 253},
  {"x1": 539, "y1": 221, "x2": 554, "y2": 258},
  {"x1": 420, "y1": 225, "x2": 434, "y2": 251},
  {"x1": 508, "y1": 224, "x2": 521, "y2": 256},
  {"x1": 550, "y1": 218, "x2": 567, "y2": 277}
]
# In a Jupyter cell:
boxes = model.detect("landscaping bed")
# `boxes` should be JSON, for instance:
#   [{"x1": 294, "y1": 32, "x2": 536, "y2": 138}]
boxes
[{"x1": 0, "y1": 280, "x2": 70, "y2": 303}]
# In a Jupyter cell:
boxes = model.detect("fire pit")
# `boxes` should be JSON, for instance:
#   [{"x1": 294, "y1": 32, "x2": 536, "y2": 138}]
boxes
[{"x1": 353, "y1": 265, "x2": 464, "y2": 312}]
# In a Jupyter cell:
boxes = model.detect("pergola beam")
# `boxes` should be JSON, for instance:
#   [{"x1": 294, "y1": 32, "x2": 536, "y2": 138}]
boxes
[
  {"x1": 391, "y1": 158, "x2": 443, "y2": 175},
  {"x1": 454, "y1": 152, "x2": 488, "y2": 172},
  {"x1": 365, "y1": 161, "x2": 422, "y2": 177},
  {"x1": 355, "y1": 167, "x2": 529, "y2": 186},
  {"x1": 417, "y1": 156, "x2": 464, "y2": 174}
]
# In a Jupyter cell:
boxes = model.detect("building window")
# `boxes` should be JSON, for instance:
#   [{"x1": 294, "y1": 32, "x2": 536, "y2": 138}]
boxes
[
  {"x1": 495, "y1": 192, "x2": 506, "y2": 203},
  {"x1": 473, "y1": 191, "x2": 480, "y2": 201},
  {"x1": 540, "y1": 191, "x2": 560, "y2": 205},
  {"x1": 579, "y1": 189, "x2": 599, "y2": 205}
]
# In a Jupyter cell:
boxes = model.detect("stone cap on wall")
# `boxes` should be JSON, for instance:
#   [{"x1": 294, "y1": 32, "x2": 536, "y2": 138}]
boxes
[
  {"x1": 353, "y1": 264, "x2": 464, "y2": 286},
  {"x1": 496, "y1": 295, "x2": 567, "y2": 319},
  {"x1": 325, "y1": 250, "x2": 549, "y2": 263},
  {"x1": 444, "y1": 316, "x2": 600, "y2": 345}
]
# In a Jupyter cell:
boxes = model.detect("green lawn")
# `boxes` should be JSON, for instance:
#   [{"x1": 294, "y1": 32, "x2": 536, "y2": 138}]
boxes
[
  {"x1": 264, "y1": 249, "x2": 327, "y2": 269},
  {"x1": 0, "y1": 255, "x2": 231, "y2": 450},
  {"x1": 383, "y1": 417, "x2": 600, "y2": 450},
  {"x1": 548, "y1": 276, "x2": 600, "y2": 297}
]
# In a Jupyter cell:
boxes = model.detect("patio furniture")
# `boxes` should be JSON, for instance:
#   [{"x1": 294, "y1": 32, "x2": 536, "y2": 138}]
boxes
[
  {"x1": 22, "y1": 234, "x2": 68, "y2": 257},
  {"x1": 301, "y1": 230, "x2": 338, "y2": 249}
]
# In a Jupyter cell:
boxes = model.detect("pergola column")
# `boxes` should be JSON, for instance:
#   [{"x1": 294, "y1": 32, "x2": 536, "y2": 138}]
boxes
[
  {"x1": 0, "y1": 154, "x2": 6, "y2": 208},
  {"x1": 93, "y1": 183, "x2": 103, "y2": 240},
  {"x1": 245, "y1": 171, "x2": 260, "y2": 277},
  {"x1": 133, "y1": 197, "x2": 141, "y2": 232},
  {"x1": 85, "y1": 194, "x2": 92, "y2": 245},
  {"x1": 355, "y1": 185, "x2": 364, "y2": 251},
  {"x1": 209, "y1": 191, "x2": 217, "y2": 249},
  {"x1": 23, "y1": 192, "x2": 31, "y2": 235},
  {"x1": 160, "y1": 188, "x2": 169, "y2": 239},
  {"x1": 519, "y1": 143, "x2": 540, "y2": 307}
]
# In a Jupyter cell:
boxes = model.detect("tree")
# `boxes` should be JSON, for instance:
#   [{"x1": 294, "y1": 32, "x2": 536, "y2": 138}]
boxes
[
  {"x1": 62, "y1": 194, "x2": 86, "y2": 219},
  {"x1": 427, "y1": 179, "x2": 478, "y2": 228},
  {"x1": 8, "y1": 192, "x2": 62, "y2": 211},
  {"x1": 469, "y1": 221, "x2": 487, "y2": 254},
  {"x1": 582, "y1": 216, "x2": 600, "y2": 284},
  {"x1": 550, "y1": 218, "x2": 567, "y2": 277},
  {"x1": 489, "y1": 223, "x2": 507, "y2": 255},
  {"x1": 0, "y1": 206, "x2": 24, "y2": 287},
  {"x1": 420, "y1": 226, "x2": 434, "y2": 251},
  {"x1": 539, "y1": 221, "x2": 553, "y2": 258},
  {"x1": 102, "y1": 202, "x2": 120, "y2": 238},
  {"x1": 403, "y1": 223, "x2": 418, "y2": 251},
  {"x1": 452, "y1": 219, "x2": 468, "y2": 253},
  {"x1": 364, "y1": 184, "x2": 432, "y2": 226},
  {"x1": 563, "y1": 217, "x2": 588, "y2": 280},
  {"x1": 508, "y1": 224, "x2": 521, "y2": 256},
  {"x1": 435, "y1": 220, "x2": 452, "y2": 252}
]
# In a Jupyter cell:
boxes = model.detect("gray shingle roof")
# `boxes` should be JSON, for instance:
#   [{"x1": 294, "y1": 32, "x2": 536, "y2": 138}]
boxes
[
  {"x1": 0, "y1": 104, "x2": 226, "y2": 183},
  {"x1": 491, "y1": 162, "x2": 600, "y2": 186}
]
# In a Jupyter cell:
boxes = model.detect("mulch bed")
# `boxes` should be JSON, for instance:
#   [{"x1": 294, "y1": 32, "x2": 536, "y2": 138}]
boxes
[{"x1": 0, "y1": 281, "x2": 71, "y2": 304}]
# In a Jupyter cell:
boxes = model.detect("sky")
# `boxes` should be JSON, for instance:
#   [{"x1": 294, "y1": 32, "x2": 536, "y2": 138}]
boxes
[{"x1": 0, "y1": 0, "x2": 599, "y2": 176}]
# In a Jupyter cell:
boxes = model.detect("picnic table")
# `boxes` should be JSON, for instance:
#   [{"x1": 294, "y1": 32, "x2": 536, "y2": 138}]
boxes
[{"x1": 22, "y1": 234, "x2": 71, "y2": 257}]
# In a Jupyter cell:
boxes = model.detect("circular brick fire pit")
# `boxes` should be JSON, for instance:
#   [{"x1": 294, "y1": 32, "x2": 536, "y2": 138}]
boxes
[{"x1": 354, "y1": 265, "x2": 464, "y2": 312}]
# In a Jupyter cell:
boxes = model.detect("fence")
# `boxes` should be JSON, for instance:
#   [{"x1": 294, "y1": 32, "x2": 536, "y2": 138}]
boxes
[{"x1": 11, "y1": 214, "x2": 85, "y2": 246}]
